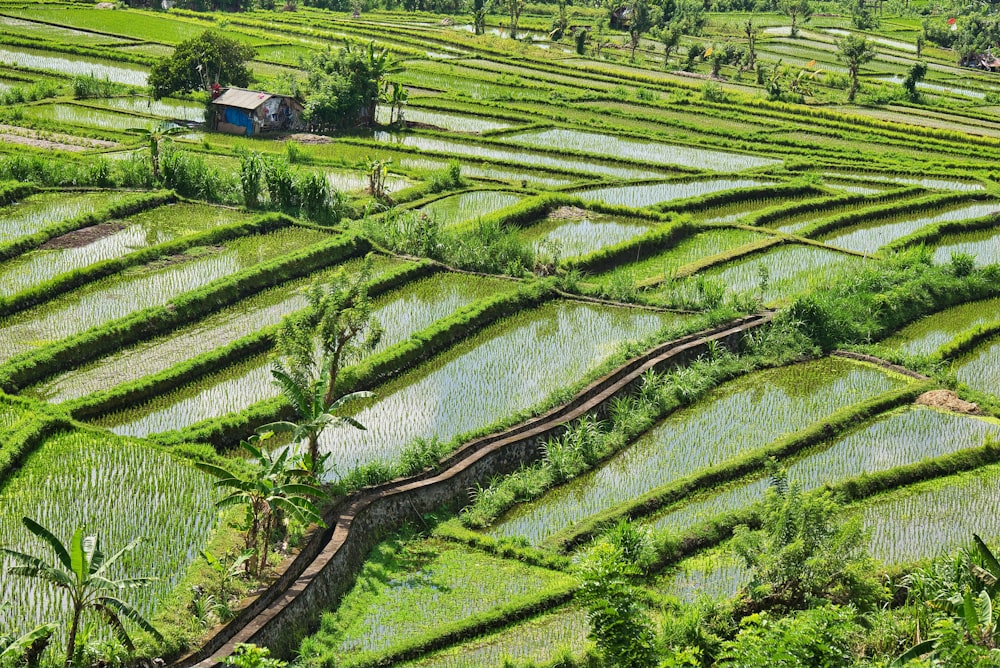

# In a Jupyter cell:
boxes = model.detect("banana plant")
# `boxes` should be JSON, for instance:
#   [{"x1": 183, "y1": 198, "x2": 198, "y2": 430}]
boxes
[
  {"x1": 1, "y1": 518, "x2": 161, "y2": 667},
  {"x1": 0, "y1": 620, "x2": 57, "y2": 667}
]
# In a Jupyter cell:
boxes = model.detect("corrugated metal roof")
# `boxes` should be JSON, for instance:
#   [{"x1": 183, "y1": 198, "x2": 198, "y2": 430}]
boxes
[{"x1": 212, "y1": 88, "x2": 275, "y2": 110}]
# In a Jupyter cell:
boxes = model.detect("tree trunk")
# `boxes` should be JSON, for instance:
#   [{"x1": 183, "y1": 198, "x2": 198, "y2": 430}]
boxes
[{"x1": 64, "y1": 605, "x2": 82, "y2": 667}]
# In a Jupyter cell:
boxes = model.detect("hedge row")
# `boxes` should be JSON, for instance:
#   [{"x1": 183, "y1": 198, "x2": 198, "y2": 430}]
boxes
[
  {"x1": 748, "y1": 187, "x2": 924, "y2": 229},
  {"x1": 796, "y1": 192, "x2": 981, "y2": 241},
  {"x1": 562, "y1": 218, "x2": 697, "y2": 275},
  {"x1": 66, "y1": 259, "x2": 437, "y2": 421},
  {"x1": 153, "y1": 281, "x2": 557, "y2": 449},
  {"x1": 449, "y1": 192, "x2": 581, "y2": 235},
  {"x1": 433, "y1": 520, "x2": 572, "y2": 572},
  {"x1": 648, "y1": 424, "x2": 1000, "y2": 574},
  {"x1": 0, "y1": 190, "x2": 174, "y2": 265},
  {"x1": 0, "y1": 210, "x2": 295, "y2": 318},
  {"x1": 638, "y1": 236, "x2": 785, "y2": 287},
  {"x1": 0, "y1": 401, "x2": 73, "y2": 482},
  {"x1": 935, "y1": 319, "x2": 1000, "y2": 362},
  {"x1": 657, "y1": 181, "x2": 826, "y2": 215},
  {"x1": 884, "y1": 212, "x2": 1000, "y2": 252},
  {"x1": 544, "y1": 380, "x2": 931, "y2": 554},
  {"x1": 337, "y1": 578, "x2": 578, "y2": 668},
  {"x1": 0, "y1": 230, "x2": 369, "y2": 393},
  {"x1": 0, "y1": 181, "x2": 36, "y2": 207}
]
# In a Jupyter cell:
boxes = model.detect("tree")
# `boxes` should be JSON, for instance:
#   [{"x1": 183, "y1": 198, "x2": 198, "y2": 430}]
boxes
[
  {"x1": 305, "y1": 42, "x2": 400, "y2": 131},
  {"x1": 837, "y1": 34, "x2": 876, "y2": 103},
  {"x1": 744, "y1": 17, "x2": 758, "y2": 69},
  {"x1": 148, "y1": 30, "x2": 255, "y2": 99},
  {"x1": 505, "y1": 0, "x2": 524, "y2": 38},
  {"x1": 577, "y1": 540, "x2": 658, "y2": 668},
  {"x1": 196, "y1": 436, "x2": 325, "y2": 576},
  {"x1": 627, "y1": 0, "x2": 653, "y2": 62},
  {"x1": 902, "y1": 61, "x2": 927, "y2": 102},
  {"x1": 266, "y1": 263, "x2": 382, "y2": 470},
  {"x1": 1, "y1": 518, "x2": 162, "y2": 666},
  {"x1": 778, "y1": 0, "x2": 812, "y2": 38},
  {"x1": 471, "y1": 0, "x2": 489, "y2": 35},
  {"x1": 730, "y1": 469, "x2": 886, "y2": 615},
  {"x1": 129, "y1": 122, "x2": 185, "y2": 182}
]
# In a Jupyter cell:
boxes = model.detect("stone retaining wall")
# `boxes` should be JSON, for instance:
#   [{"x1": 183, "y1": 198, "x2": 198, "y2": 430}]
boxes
[{"x1": 174, "y1": 312, "x2": 773, "y2": 667}]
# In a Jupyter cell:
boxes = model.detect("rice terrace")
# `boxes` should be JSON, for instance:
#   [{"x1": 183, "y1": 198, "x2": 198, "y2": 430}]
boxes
[{"x1": 5, "y1": 0, "x2": 1000, "y2": 664}]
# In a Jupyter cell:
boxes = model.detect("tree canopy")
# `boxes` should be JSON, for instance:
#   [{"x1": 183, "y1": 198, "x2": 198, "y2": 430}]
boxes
[
  {"x1": 304, "y1": 43, "x2": 399, "y2": 132},
  {"x1": 149, "y1": 30, "x2": 256, "y2": 99}
]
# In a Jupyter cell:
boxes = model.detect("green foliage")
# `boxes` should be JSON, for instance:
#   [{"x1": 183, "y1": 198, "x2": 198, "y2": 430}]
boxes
[
  {"x1": 0, "y1": 81, "x2": 60, "y2": 106},
  {"x1": 149, "y1": 30, "x2": 255, "y2": 99},
  {"x1": 0, "y1": 621, "x2": 57, "y2": 668},
  {"x1": 577, "y1": 541, "x2": 658, "y2": 668},
  {"x1": 305, "y1": 42, "x2": 399, "y2": 131},
  {"x1": 1, "y1": 518, "x2": 162, "y2": 666},
  {"x1": 730, "y1": 469, "x2": 887, "y2": 614},
  {"x1": 195, "y1": 434, "x2": 325, "y2": 577},
  {"x1": 224, "y1": 644, "x2": 288, "y2": 668},
  {"x1": 71, "y1": 75, "x2": 129, "y2": 99},
  {"x1": 836, "y1": 34, "x2": 877, "y2": 103},
  {"x1": 902, "y1": 61, "x2": 927, "y2": 103},
  {"x1": 717, "y1": 605, "x2": 862, "y2": 668}
]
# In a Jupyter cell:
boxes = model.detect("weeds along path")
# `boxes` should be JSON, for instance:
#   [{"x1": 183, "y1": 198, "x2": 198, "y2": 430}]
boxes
[{"x1": 171, "y1": 313, "x2": 773, "y2": 666}]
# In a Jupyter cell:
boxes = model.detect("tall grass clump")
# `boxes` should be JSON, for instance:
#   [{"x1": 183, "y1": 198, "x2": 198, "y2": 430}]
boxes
[
  {"x1": 0, "y1": 80, "x2": 61, "y2": 106},
  {"x1": 71, "y1": 74, "x2": 130, "y2": 99},
  {"x1": 364, "y1": 208, "x2": 535, "y2": 275},
  {"x1": 787, "y1": 246, "x2": 1000, "y2": 351}
]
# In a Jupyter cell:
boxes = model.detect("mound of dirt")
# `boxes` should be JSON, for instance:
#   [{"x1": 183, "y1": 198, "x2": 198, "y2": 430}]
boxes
[
  {"x1": 549, "y1": 206, "x2": 589, "y2": 220},
  {"x1": 41, "y1": 222, "x2": 126, "y2": 249},
  {"x1": 916, "y1": 389, "x2": 980, "y2": 415}
]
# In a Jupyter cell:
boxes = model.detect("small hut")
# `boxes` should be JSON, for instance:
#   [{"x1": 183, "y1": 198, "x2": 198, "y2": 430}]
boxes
[{"x1": 211, "y1": 87, "x2": 303, "y2": 136}]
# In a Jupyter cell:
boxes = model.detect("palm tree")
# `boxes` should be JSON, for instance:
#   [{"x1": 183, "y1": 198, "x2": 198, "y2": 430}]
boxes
[
  {"x1": 128, "y1": 122, "x2": 185, "y2": 182},
  {"x1": 261, "y1": 365, "x2": 373, "y2": 474},
  {"x1": 1, "y1": 518, "x2": 162, "y2": 667},
  {"x1": 195, "y1": 435, "x2": 326, "y2": 577},
  {"x1": 837, "y1": 34, "x2": 876, "y2": 103}
]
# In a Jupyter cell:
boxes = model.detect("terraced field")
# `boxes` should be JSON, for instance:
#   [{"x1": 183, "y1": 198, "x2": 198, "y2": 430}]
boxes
[{"x1": 4, "y1": 3, "x2": 1000, "y2": 666}]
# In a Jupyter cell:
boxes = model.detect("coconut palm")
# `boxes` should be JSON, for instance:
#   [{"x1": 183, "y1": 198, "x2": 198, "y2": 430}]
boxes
[{"x1": 0, "y1": 518, "x2": 161, "y2": 667}]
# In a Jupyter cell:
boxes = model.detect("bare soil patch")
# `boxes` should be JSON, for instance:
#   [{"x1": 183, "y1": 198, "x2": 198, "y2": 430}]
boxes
[
  {"x1": 916, "y1": 389, "x2": 981, "y2": 415},
  {"x1": 41, "y1": 221, "x2": 126, "y2": 249},
  {"x1": 548, "y1": 206, "x2": 590, "y2": 220}
]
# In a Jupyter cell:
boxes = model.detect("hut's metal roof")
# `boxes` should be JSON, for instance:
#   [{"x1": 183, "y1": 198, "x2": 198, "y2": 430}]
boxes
[{"x1": 212, "y1": 88, "x2": 276, "y2": 110}]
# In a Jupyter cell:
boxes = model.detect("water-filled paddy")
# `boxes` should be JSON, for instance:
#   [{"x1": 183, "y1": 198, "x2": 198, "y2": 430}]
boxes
[
  {"x1": 820, "y1": 202, "x2": 1000, "y2": 254},
  {"x1": 326, "y1": 168, "x2": 412, "y2": 195},
  {"x1": 822, "y1": 172, "x2": 985, "y2": 192},
  {"x1": 94, "y1": 272, "x2": 518, "y2": 438},
  {"x1": 0, "y1": 191, "x2": 131, "y2": 245},
  {"x1": 302, "y1": 539, "x2": 573, "y2": 660},
  {"x1": 953, "y1": 338, "x2": 1000, "y2": 398},
  {"x1": 398, "y1": 607, "x2": 590, "y2": 668},
  {"x1": 0, "y1": 429, "x2": 217, "y2": 635},
  {"x1": 417, "y1": 190, "x2": 522, "y2": 227},
  {"x1": 490, "y1": 358, "x2": 907, "y2": 545},
  {"x1": 0, "y1": 203, "x2": 257, "y2": 298},
  {"x1": 24, "y1": 103, "x2": 169, "y2": 132},
  {"x1": 861, "y1": 464, "x2": 1000, "y2": 564},
  {"x1": 506, "y1": 129, "x2": 781, "y2": 172},
  {"x1": 690, "y1": 243, "x2": 867, "y2": 304},
  {"x1": 519, "y1": 213, "x2": 654, "y2": 257},
  {"x1": 0, "y1": 47, "x2": 148, "y2": 85},
  {"x1": 932, "y1": 226, "x2": 1000, "y2": 266},
  {"x1": 644, "y1": 407, "x2": 998, "y2": 536},
  {"x1": 376, "y1": 106, "x2": 516, "y2": 133},
  {"x1": 399, "y1": 157, "x2": 574, "y2": 188},
  {"x1": 0, "y1": 228, "x2": 324, "y2": 362},
  {"x1": 27, "y1": 257, "x2": 404, "y2": 404},
  {"x1": 881, "y1": 297, "x2": 1000, "y2": 356},
  {"x1": 375, "y1": 134, "x2": 659, "y2": 179},
  {"x1": 98, "y1": 96, "x2": 207, "y2": 123},
  {"x1": 571, "y1": 178, "x2": 775, "y2": 208},
  {"x1": 597, "y1": 228, "x2": 766, "y2": 285}
]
